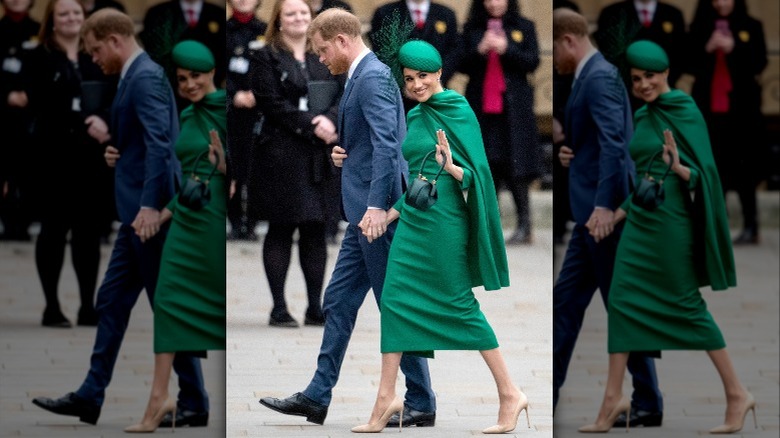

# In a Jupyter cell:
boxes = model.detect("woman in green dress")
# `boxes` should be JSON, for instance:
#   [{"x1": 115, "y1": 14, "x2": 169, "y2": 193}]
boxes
[
  {"x1": 124, "y1": 40, "x2": 226, "y2": 433},
  {"x1": 351, "y1": 40, "x2": 528, "y2": 435},
  {"x1": 579, "y1": 41, "x2": 754, "y2": 434}
]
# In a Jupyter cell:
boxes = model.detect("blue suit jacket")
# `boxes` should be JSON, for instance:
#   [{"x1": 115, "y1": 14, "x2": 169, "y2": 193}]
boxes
[
  {"x1": 337, "y1": 52, "x2": 407, "y2": 225},
  {"x1": 110, "y1": 52, "x2": 181, "y2": 225},
  {"x1": 564, "y1": 52, "x2": 634, "y2": 225}
]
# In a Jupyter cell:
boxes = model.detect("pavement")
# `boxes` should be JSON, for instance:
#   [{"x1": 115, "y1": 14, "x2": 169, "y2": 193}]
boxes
[
  {"x1": 227, "y1": 189, "x2": 555, "y2": 437},
  {"x1": 0, "y1": 239, "x2": 226, "y2": 437},
  {"x1": 1, "y1": 188, "x2": 777, "y2": 438},
  {"x1": 552, "y1": 191, "x2": 780, "y2": 437}
]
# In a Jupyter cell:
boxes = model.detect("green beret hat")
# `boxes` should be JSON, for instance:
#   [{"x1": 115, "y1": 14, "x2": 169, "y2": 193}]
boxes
[
  {"x1": 172, "y1": 40, "x2": 215, "y2": 72},
  {"x1": 398, "y1": 40, "x2": 442, "y2": 72},
  {"x1": 626, "y1": 40, "x2": 669, "y2": 72}
]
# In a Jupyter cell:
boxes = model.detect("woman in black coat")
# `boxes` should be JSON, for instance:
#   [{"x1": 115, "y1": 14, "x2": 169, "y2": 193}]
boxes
[
  {"x1": 460, "y1": 0, "x2": 541, "y2": 245},
  {"x1": 25, "y1": 0, "x2": 116, "y2": 327},
  {"x1": 687, "y1": 0, "x2": 768, "y2": 244},
  {"x1": 250, "y1": 0, "x2": 343, "y2": 327},
  {"x1": 226, "y1": 0, "x2": 267, "y2": 241}
]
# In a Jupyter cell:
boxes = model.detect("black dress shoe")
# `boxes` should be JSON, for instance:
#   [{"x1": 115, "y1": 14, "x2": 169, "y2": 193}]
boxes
[
  {"x1": 259, "y1": 392, "x2": 328, "y2": 425},
  {"x1": 304, "y1": 310, "x2": 325, "y2": 326},
  {"x1": 613, "y1": 409, "x2": 662, "y2": 428},
  {"x1": 386, "y1": 407, "x2": 436, "y2": 428},
  {"x1": 32, "y1": 392, "x2": 100, "y2": 424},
  {"x1": 42, "y1": 311, "x2": 72, "y2": 328},
  {"x1": 506, "y1": 229, "x2": 532, "y2": 245},
  {"x1": 158, "y1": 409, "x2": 208, "y2": 428},
  {"x1": 733, "y1": 228, "x2": 759, "y2": 245},
  {"x1": 269, "y1": 311, "x2": 299, "y2": 328},
  {"x1": 77, "y1": 308, "x2": 99, "y2": 326}
]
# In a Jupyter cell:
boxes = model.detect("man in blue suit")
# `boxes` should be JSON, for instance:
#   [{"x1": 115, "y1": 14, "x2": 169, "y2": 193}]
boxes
[
  {"x1": 259, "y1": 8, "x2": 437, "y2": 428},
  {"x1": 551, "y1": 8, "x2": 663, "y2": 427},
  {"x1": 31, "y1": 9, "x2": 209, "y2": 427}
]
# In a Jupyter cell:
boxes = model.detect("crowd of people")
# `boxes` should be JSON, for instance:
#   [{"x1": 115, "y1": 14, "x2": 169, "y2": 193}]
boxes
[
  {"x1": 0, "y1": 0, "x2": 228, "y2": 432},
  {"x1": 552, "y1": 0, "x2": 768, "y2": 434},
  {"x1": 1, "y1": 0, "x2": 772, "y2": 435}
]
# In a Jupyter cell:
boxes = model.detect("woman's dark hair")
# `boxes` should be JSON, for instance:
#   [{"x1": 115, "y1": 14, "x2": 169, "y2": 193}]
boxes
[
  {"x1": 465, "y1": 0, "x2": 520, "y2": 29},
  {"x1": 691, "y1": 0, "x2": 749, "y2": 32}
]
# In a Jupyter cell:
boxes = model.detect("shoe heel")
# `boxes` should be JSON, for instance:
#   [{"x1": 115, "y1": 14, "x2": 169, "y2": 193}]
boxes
[
  {"x1": 398, "y1": 406, "x2": 403, "y2": 432},
  {"x1": 416, "y1": 419, "x2": 435, "y2": 427},
  {"x1": 750, "y1": 405, "x2": 757, "y2": 429},
  {"x1": 306, "y1": 412, "x2": 326, "y2": 425},
  {"x1": 171, "y1": 406, "x2": 177, "y2": 431},
  {"x1": 80, "y1": 412, "x2": 99, "y2": 425},
  {"x1": 524, "y1": 405, "x2": 531, "y2": 428},
  {"x1": 625, "y1": 405, "x2": 631, "y2": 432}
]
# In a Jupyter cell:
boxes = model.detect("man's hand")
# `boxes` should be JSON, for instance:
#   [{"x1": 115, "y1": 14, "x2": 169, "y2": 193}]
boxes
[
  {"x1": 7, "y1": 90, "x2": 28, "y2": 108},
  {"x1": 85, "y1": 115, "x2": 111, "y2": 144},
  {"x1": 358, "y1": 209, "x2": 388, "y2": 243},
  {"x1": 104, "y1": 145, "x2": 120, "y2": 167},
  {"x1": 558, "y1": 145, "x2": 574, "y2": 167},
  {"x1": 131, "y1": 208, "x2": 161, "y2": 242},
  {"x1": 331, "y1": 145, "x2": 347, "y2": 167},
  {"x1": 312, "y1": 115, "x2": 338, "y2": 144},
  {"x1": 586, "y1": 208, "x2": 615, "y2": 243},
  {"x1": 233, "y1": 90, "x2": 256, "y2": 108},
  {"x1": 552, "y1": 117, "x2": 565, "y2": 145}
]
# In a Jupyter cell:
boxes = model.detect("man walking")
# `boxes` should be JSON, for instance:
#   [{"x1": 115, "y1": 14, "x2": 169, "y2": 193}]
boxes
[
  {"x1": 551, "y1": 7, "x2": 663, "y2": 428},
  {"x1": 31, "y1": 9, "x2": 209, "y2": 427},
  {"x1": 258, "y1": 8, "x2": 437, "y2": 428}
]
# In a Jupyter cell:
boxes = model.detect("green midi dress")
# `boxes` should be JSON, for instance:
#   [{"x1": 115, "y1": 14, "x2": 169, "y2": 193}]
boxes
[
  {"x1": 380, "y1": 90, "x2": 509, "y2": 358},
  {"x1": 154, "y1": 90, "x2": 227, "y2": 353},
  {"x1": 608, "y1": 90, "x2": 736, "y2": 353}
]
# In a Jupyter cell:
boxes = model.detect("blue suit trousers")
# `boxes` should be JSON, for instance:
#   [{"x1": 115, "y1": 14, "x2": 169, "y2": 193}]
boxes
[
  {"x1": 303, "y1": 224, "x2": 436, "y2": 412},
  {"x1": 553, "y1": 224, "x2": 663, "y2": 412},
  {"x1": 76, "y1": 225, "x2": 208, "y2": 411}
]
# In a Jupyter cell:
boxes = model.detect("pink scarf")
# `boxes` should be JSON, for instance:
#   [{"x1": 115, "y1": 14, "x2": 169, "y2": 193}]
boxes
[{"x1": 482, "y1": 50, "x2": 506, "y2": 114}]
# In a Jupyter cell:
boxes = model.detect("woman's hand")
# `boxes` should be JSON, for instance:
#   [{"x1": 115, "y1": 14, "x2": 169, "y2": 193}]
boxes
[
  {"x1": 612, "y1": 207, "x2": 627, "y2": 226},
  {"x1": 159, "y1": 207, "x2": 173, "y2": 225},
  {"x1": 662, "y1": 129, "x2": 691, "y2": 181},
  {"x1": 385, "y1": 207, "x2": 400, "y2": 226},
  {"x1": 208, "y1": 129, "x2": 227, "y2": 174},
  {"x1": 435, "y1": 129, "x2": 464, "y2": 182}
]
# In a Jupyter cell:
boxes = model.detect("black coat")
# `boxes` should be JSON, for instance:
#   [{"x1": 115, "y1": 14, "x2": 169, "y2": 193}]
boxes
[
  {"x1": 594, "y1": 0, "x2": 686, "y2": 106},
  {"x1": 139, "y1": 0, "x2": 226, "y2": 112},
  {"x1": 226, "y1": 16, "x2": 267, "y2": 184},
  {"x1": 23, "y1": 45, "x2": 116, "y2": 209},
  {"x1": 460, "y1": 14, "x2": 541, "y2": 180},
  {"x1": 369, "y1": 1, "x2": 461, "y2": 113},
  {"x1": 249, "y1": 46, "x2": 343, "y2": 222},
  {"x1": 688, "y1": 14, "x2": 766, "y2": 119},
  {"x1": 0, "y1": 15, "x2": 39, "y2": 182}
]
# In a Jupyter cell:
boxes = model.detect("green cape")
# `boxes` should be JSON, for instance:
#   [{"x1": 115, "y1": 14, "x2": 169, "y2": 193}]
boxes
[
  {"x1": 408, "y1": 89, "x2": 510, "y2": 291},
  {"x1": 168, "y1": 89, "x2": 227, "y2": 212},
  {"x1": 634, "y1": 89, "x2": 736, "y2": 290}
]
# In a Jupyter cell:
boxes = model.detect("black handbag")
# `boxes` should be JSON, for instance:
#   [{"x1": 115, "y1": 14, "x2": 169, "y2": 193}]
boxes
[
  {"x1": 632, "y1": 149, "x2": 673, "y2": 211},
  {"x1": 179, "y1": 150, "x2": 220, "y2": 211},
  {"x1": 405, "y1": 150, "x2": 446, "y2": 211}
]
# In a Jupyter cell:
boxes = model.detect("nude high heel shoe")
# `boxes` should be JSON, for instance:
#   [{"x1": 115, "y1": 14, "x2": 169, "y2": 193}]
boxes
[
  {"x1": 483, "y1": 391, "x2": 530, "y2": 434},
  {"x1": 709, "y1": 392, "x2": 757, "y2": 434},
  {"x1": 578, "y1": 396, "x2": 631, "y2": 433},
  {"x1": 351, "y1": 397, "x2": 404, "y2": 433},
  {"x1": 124, "y1": 398, "x2": 177, "y2": 433}
]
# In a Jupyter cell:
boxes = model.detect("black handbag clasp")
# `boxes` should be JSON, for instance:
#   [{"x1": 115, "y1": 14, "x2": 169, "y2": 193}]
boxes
[
  {"x1": 632, "y1": 149, "x2": 673, "y2": 211},
  {"x1": 405, "y1": 149, "x2": 447, "y2": 211},
  {"x1": 179, "y1": 150, "x2": 220, "y2": 211}
]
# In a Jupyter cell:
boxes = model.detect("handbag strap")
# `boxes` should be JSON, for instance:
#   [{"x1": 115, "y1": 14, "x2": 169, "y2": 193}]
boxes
[
  {"x1": 191, "y1": 149, "x2": 221, "y2": 183},
  {"x1": 417, "y1": 149, "x2": 447, "y2": 183},
  {"x1": 644, "y1": 149, "x2": 674, "y2": 183}
]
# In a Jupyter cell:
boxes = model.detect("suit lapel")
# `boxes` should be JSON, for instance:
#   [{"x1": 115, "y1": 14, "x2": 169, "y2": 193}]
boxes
[{"x1": 338, "y1": 53, "x2": 374, "y2": 145}]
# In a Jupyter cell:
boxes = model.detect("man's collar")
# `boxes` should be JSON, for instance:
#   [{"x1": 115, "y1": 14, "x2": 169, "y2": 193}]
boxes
[
  {"x1": 574, "y1": 47, "x2": 598, "y2": 80},
  {"x1": 120, "y1": 47, "x2": 144, "y2": 79},
  {"x1": 347, "y1": 47, "x2": 371, "y2": 80}
]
